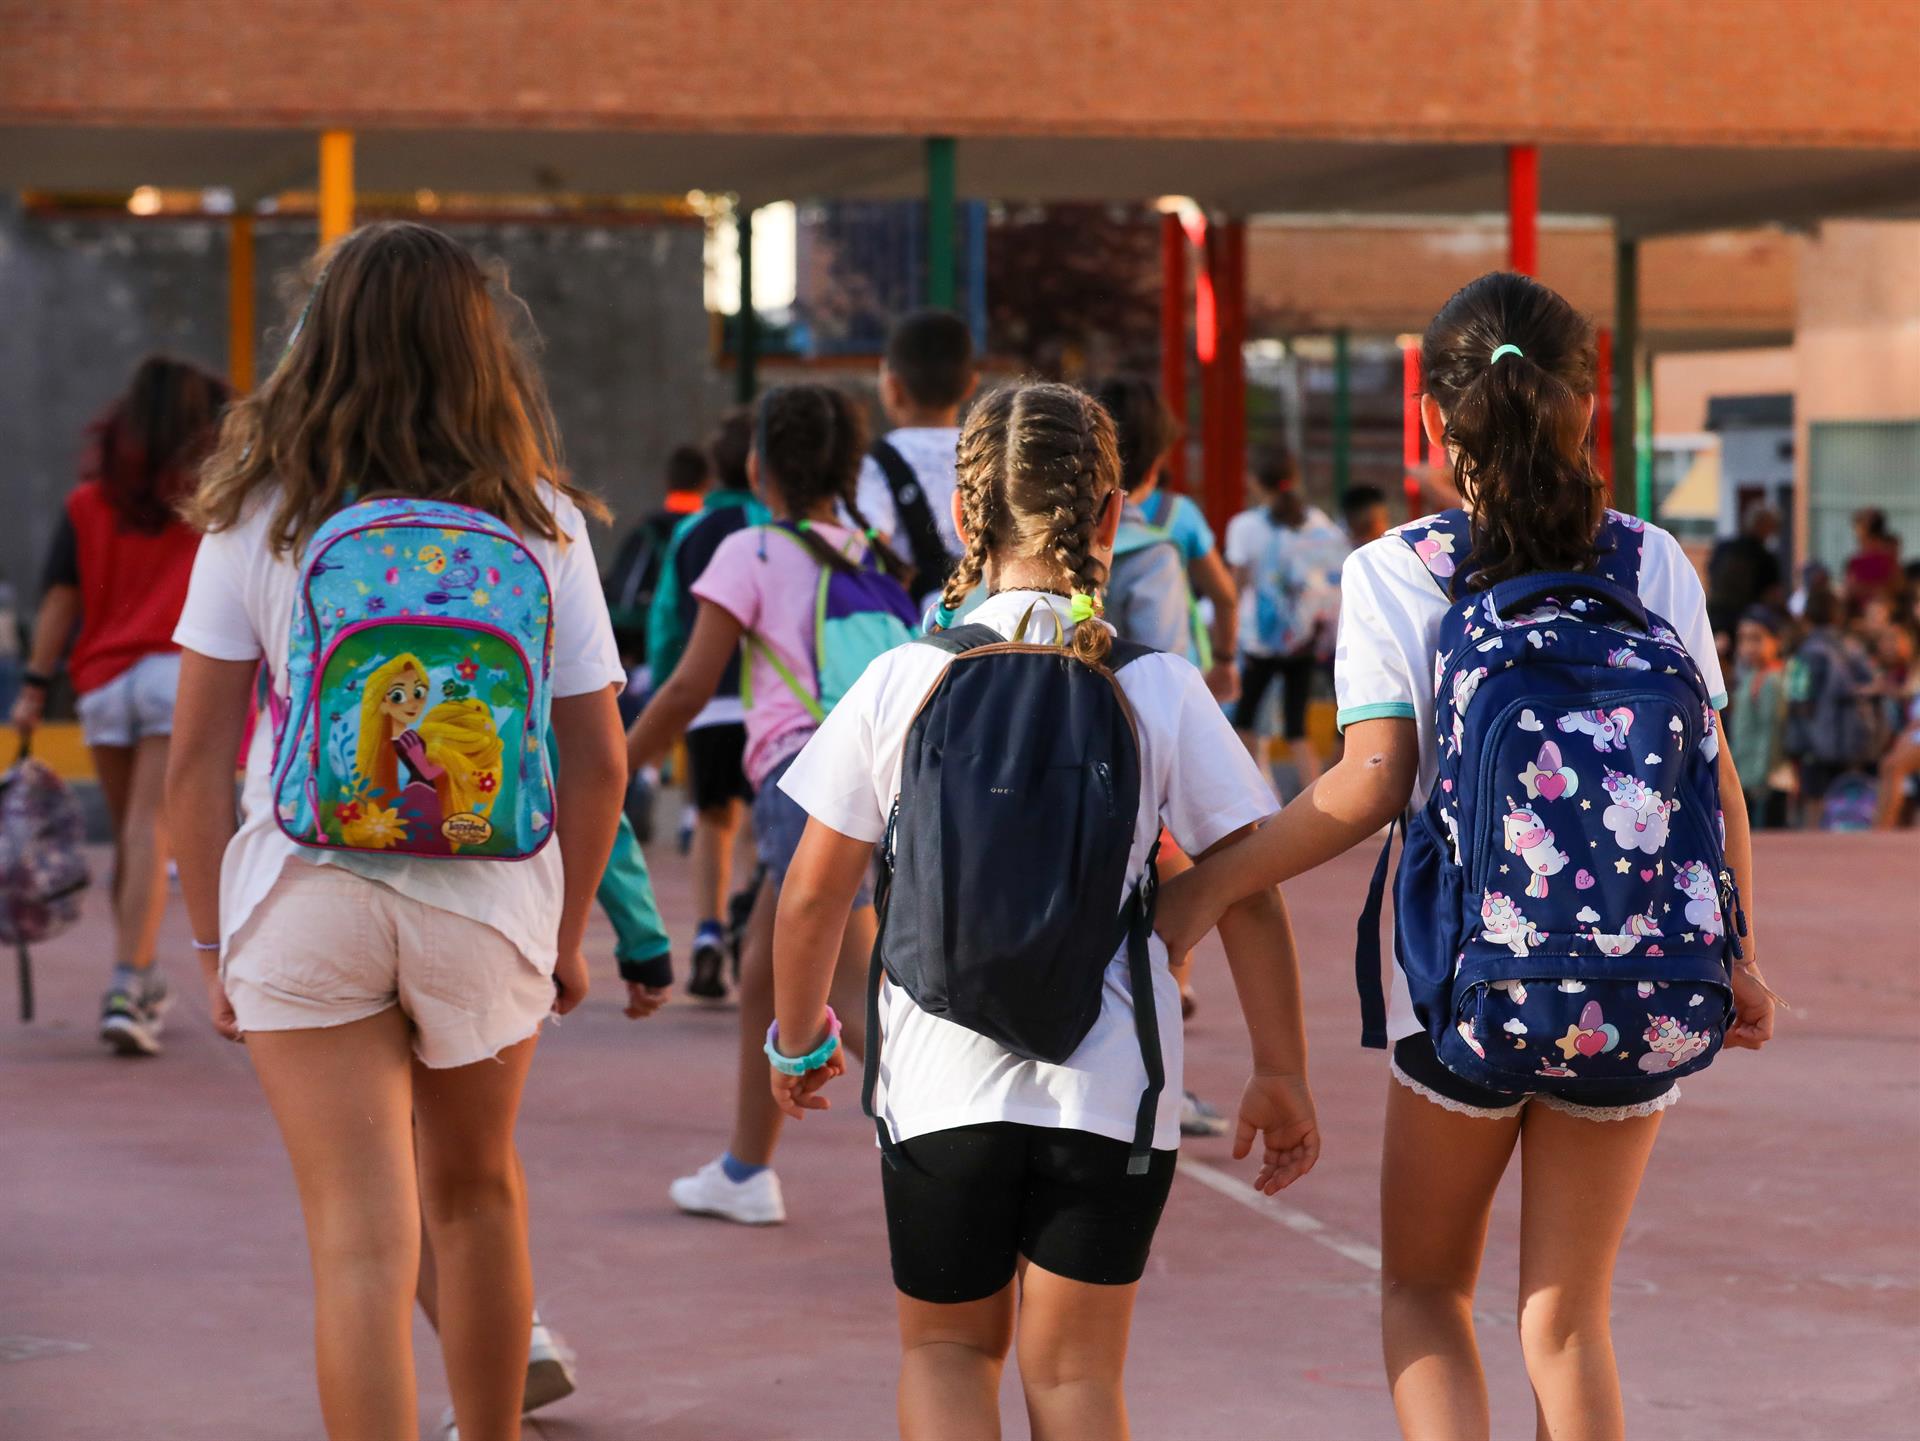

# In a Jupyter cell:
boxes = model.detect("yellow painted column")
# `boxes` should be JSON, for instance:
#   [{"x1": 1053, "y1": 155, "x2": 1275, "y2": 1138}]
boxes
[
  {"x1": 319, "y1": 130, "x2": 354, "y2": 245},
  {"x1": 228, "y1": 213, "x2": 255, "y2": 389}
]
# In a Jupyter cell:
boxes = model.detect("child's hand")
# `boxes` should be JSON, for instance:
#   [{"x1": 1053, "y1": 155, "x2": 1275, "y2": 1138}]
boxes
[
  {"x1": 552, "y1": 950, "x2": 590, "y2": 1015},
  {"x1": 623, "y1": 981, "x2": 670, "y2": 1019},
  {"x1": 1725, "y1": 953, "x2": 1778, "y2": 1050},
  {"x1": 1235, "y1": 1072, "x2": 1320, "y2": 1194},
  {"x1": 199, "y1": 953, "x2": 242, "y2": 1043},
  {"x1": 1155, "y1": 866, "x2": 1224, "y2": 961},
  {"x1": 769, "y1": 1045, "x2": 846, "y2": 1120}
]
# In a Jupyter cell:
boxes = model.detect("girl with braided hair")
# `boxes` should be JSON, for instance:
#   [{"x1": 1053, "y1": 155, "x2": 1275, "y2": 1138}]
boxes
[
  {"x1": 628, "y1": 382, "x2": 912, "y2": 1226},
  {"x1": 769, "y1": 380, "x2": 1318, "y2": 1440}
]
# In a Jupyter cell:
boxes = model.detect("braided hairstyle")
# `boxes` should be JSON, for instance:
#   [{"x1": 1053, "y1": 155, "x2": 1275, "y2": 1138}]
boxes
[
  {"x1": 943, "y1": 382, "x2": 1121, "y2": 665},
  {"x1": 1421, "y1": 271, "x2": 1605, "y2": 594},
  {"x1": 752, "y1": 384, "x2": 911, "y2": 584}
]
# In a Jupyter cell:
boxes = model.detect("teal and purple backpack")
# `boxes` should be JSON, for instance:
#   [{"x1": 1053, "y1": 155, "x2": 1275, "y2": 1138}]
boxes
[
  {"x1": 270, "y1": 497, "x2": 556, "y2": 860},
  {"x1": 740, "y1": 522, "x2": 918, "y2": 721},
  {"x1": 1358, "y1": 509, "x2": 1746, "y2": 1098}
]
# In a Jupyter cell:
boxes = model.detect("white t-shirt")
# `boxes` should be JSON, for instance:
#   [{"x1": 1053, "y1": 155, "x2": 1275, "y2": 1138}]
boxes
[
  {"x1": 778, "y1": 589, "x2": 1276, "y2": 1151},
  {"x1": 854, "y1": 427, "x2": 961, "y2": 602},
  {"x1": 172, "y1": 490, "x2": 624, "y2": 972},
  {"x1": 1332, "y1": 512, "x2": 1729, "y2": 1042},
  {"x1": 1224, "y1": 505, "x2": 1347, "y2": 657}
]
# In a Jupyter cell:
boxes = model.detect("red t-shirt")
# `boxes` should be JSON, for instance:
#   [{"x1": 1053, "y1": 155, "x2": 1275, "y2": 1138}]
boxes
[{"x1": 56, "y1": 482, "x2": 201, "y2": 695}]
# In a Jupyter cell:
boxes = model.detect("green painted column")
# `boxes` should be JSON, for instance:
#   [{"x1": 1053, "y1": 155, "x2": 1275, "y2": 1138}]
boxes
[
  {"x1": 735, "y1": 203, "x2": 757, "y2": 405},
  {"x1": 1612, "y1": 237, "x2": 1644, "y2": 517},
  {"x1": 1332, "y1": 328, "x2": 1352, "y2": 503},
  {"x1": 1636, "y1": 352, "x2": 1655, "y2": 522},
  {"x1": 925, "y1": 137, "x2": 957, "y2": 309}
]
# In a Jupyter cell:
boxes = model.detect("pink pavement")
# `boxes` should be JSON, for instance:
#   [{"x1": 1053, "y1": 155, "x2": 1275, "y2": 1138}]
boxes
[{"x1": 2, "y1": 828, "x2": 1915, "y2": 1439}]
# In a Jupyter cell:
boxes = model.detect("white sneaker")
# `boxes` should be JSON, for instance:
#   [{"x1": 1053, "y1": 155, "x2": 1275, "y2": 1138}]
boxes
[
  {"x1": 523, "y1": 1316, "x2": 577, "y2": 1414},
  {"x1": 668, "y1": 1157, "x2": 786, "y2": 1225}
]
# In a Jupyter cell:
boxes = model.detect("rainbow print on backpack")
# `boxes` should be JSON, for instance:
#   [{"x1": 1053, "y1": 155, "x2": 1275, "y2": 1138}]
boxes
[{"x1": 271, "y1": 497, "x2": 556, "y2": 860}]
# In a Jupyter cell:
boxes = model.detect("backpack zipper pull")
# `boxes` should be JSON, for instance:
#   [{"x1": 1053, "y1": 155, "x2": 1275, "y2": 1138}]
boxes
[{"x1": 1717, "y1": 867, "x2": 1748, "y2": 959}]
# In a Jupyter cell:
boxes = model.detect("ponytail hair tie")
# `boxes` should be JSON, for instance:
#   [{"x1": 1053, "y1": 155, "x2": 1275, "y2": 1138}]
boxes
[
  {"x1": 1490, "y1": 343, "x2": 1524, "y2": 364},
  {"x1": 930, "y1": 603, "x2": 958, "y2": 632},
  {"x1": 1068, "y1": 592, "x2": 1098, "y2": 624}
]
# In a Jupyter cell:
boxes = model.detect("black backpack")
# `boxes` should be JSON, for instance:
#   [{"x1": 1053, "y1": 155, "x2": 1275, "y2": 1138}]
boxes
[
  {"x1": 869, "y1": 438, "x2": 955, "y2": 598},
  {"x1": 862, "y1": 624, "x2": 1164, "y2": 1173}
]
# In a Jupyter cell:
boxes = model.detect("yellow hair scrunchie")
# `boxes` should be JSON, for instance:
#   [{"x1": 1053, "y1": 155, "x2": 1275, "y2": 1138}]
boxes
[{"x1": 1068, "y1": 592, "x2": 1097, "y2": 624}]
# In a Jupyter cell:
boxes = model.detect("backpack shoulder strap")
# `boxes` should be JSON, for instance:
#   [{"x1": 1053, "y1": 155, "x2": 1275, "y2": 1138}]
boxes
[
  {"x1": 1106, "y1": 638, "x2": 1155, "y2": 672},
  {"x1": 1394, "y1": 508, "x2": 1473, "y2": 597},
  {"x1": 870, "y1": 438, "x2": 949, "y2": 588},
  {"x1": 1592, "y1": 510, "x2": 1648, "y2": 589},
  {"x1": 913, "y1": 622, "x2": 1003, "y2": 656}
]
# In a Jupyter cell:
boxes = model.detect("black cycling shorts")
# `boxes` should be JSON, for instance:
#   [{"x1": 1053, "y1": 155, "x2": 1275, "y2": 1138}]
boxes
[
  {"x1": 1234, "y1": 651, "x2": 1317, "y2": 739},
  {"x1": 684, "y1": 722, "x2": 752, "y2": 811},
  {"x1": 881, "y1": 1122, "x2": 1178, "y2": 1304}
]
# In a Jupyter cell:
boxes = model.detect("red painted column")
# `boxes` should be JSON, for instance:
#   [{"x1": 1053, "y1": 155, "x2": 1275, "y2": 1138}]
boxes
[
  {"x1": 1507, "y1": 143, "x2": 1540, "y2": 276},
  {"x1": 1402, "y1": 342, "x2": 1424, "y2": 520},
  {"x1": 1160, "y1": 212, "x2": 1188, "y2": 494},
  {"x1": 1595, "y1": 326, "x2": 1616, "y2": 502},
  {"x1": 1204, "y1": 218, "x2": 1248, "y2": 538}
]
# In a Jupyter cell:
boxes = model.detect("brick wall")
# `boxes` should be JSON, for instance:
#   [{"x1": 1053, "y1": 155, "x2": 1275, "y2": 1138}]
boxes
[{"x1": 4, "y1": 1, "x2": 1917, "y2": 147}]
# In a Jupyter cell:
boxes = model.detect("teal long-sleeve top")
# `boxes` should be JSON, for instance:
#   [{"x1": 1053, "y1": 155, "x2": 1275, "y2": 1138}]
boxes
[{"x1": 543, "y1": 732, "x2": 672, "y2": 988}]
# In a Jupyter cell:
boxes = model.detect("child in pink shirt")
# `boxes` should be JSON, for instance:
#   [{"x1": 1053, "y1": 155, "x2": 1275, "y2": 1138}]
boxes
[{"x1": 627, "y1": 383, "x2": 913, "y2": 1226}]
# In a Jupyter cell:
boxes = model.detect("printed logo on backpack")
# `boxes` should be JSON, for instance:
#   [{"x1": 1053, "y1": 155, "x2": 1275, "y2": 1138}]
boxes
[
  {"x1": 270, "y1": 498, "x2": 557, "y2": 860},
  {"x1": 1357, "y1": 509, "x2": 1745, "y2": 1098}
]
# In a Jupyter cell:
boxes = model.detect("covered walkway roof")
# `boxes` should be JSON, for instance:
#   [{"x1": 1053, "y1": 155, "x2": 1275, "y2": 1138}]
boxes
[{"x1": 5, "y1": 128, "x2": 1920, "y2": 239}]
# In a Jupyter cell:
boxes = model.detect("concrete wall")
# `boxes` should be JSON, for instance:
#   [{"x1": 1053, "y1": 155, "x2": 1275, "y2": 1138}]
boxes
[
  {"x1": 1793, "y1": 220, "x2": 1920, "y2": 564},
  {"x1": 0, "y1": 199, "x2": 721, "y2": 601}
]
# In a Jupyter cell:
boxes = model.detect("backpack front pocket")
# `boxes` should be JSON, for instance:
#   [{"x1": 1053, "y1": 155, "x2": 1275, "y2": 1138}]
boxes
[{"x1": 291, "y1": 618, "x2": 542, "y2": 858}]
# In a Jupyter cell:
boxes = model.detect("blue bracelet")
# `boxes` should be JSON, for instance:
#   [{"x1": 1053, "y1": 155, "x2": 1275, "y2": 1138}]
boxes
[{"x1": 765, "y1": 1006, "x2": 842, "y2": 1076}]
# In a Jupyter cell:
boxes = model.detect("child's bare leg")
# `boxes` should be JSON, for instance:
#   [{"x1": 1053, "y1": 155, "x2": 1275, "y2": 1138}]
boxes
[
  {"x1": 1380, "y1": 1077, "x2": 1522, "y2": 1441},
  {"x1": 897, "y1": 1284, "x2": 1014, "y2": 1441},
  {"x1": 1016, "y1": 1261, "x2": 1139, "y2": 1441},
  {"x1": 1517, "y1": 1103, "x2": 1662, "y2": 1441},
  {"x1": 727, "y1": 874, "x2": 782, "y2": 1165}
]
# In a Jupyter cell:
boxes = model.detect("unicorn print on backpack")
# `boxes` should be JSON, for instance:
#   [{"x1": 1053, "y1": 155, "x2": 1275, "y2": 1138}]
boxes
[
  {"x1": 1600, "y1": 769, "x2": 1673, "y2": 855},
  {"x1": 1502, "y1": 801, "x2": 1569, "y2": 898},
  {"x1": 1558, "y1": 705, "x2": 1634, "y2": 752}
]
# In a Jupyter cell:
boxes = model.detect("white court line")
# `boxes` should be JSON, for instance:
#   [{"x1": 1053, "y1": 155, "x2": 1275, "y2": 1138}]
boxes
[{"x1": 1176, "y1": 1158, "x2": 1381, "y2": 1272}]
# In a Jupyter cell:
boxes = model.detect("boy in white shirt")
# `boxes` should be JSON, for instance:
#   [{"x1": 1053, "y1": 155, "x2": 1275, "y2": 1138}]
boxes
[{"x1": 855, "y1": 309, "x2": 978, "y2": 609}]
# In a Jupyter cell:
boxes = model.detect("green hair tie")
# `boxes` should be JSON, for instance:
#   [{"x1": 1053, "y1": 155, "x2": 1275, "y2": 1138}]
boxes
[
  {"x1": 1490, "y1": 343, "x2": 1524, "y2": 364},
  {"x1": 1068, "y1": 592, "x2": 1097, "y2": 624}
]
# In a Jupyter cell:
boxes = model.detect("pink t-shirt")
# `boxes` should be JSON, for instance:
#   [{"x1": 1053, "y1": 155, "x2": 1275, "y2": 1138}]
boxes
[{"x1": 692, "y1": 520, "x2": 858, "y2": 788}]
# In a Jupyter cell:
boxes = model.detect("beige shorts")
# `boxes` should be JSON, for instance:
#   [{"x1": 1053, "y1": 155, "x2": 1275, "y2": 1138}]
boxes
[{"x1": 225, "y1": 862, "x2": 553, "y2": 1069}]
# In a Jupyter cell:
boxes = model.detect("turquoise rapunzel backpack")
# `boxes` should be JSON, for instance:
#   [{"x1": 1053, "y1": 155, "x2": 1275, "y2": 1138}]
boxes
[{"x1": 270, "y1": 497, "x2": 557, "y2": 859}]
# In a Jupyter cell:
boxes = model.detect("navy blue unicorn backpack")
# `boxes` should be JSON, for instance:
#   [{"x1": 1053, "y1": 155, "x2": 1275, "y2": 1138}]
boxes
[{"x1": 1357, "y1": 509, "x2": 1746, "y2": 1097}]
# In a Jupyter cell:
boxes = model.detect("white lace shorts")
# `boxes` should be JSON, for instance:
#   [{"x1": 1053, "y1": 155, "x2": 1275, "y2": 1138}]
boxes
[{"x1": 1390, "y1": 1033, "x2": 1679, "y2": 1123}]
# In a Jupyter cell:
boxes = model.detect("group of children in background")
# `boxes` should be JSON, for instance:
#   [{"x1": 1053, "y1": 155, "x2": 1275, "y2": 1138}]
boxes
[
  {"x1": 16, "y1": 219, "x2": 1786, "y2": 1441},
  {"x1": 1712, "y1": 507, "x2": 1919, "y2": 831}
]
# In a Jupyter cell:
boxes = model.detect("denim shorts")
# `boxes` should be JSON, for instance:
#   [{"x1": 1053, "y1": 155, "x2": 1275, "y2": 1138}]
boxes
[
  {"x1": 752, "y1": 752, "x2": 874, "y2": 909},
  {"x1": 75, "y1": 652, "x2": 181, "y2": 748},
  {"x1": 1391, "y1": 1031, "x2": 1678, "y2": 1122}
]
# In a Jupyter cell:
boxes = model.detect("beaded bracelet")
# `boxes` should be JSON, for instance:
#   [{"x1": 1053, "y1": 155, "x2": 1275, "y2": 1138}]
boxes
[
  {"x1": 191, "y1": 939, "x2": 221, "y2": 953},
  {"x1": 764, "y1": 1005, "x2": 842, "y2": 1076}
]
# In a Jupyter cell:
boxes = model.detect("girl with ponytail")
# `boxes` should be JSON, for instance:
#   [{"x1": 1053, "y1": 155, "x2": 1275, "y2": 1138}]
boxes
[
  {"x1": 626, "y1": 381, "x2": 908, "y2": 1228},
  {"x1": 767, "y1": 380, "x2": 1316, "y2": 1439},
  {"x1": 1155, "y1": 273, "x2": 1776, "y2": 1440}
]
